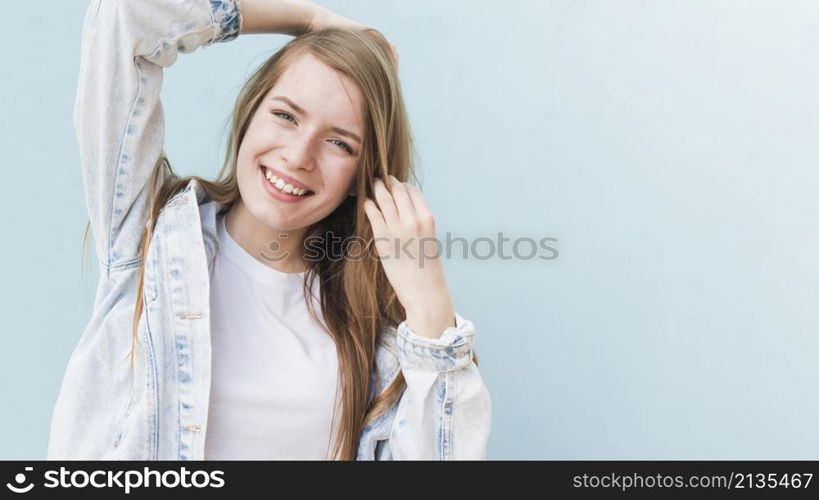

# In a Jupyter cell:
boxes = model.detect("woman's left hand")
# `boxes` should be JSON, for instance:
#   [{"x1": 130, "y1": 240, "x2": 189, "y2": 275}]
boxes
[{"x1": 363, "y1": 175, "x2": 456, "y2": 339}]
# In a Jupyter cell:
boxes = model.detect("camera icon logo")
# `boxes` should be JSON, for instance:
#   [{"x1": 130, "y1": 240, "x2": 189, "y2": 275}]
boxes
[{"x1": 6, "y1": 467, "x2": 35, "y2": 494}]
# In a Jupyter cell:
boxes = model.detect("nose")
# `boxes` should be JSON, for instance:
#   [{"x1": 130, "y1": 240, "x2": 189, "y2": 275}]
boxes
[{"x1": 280, "y1": 134, "x2": 316, "y2": 172}]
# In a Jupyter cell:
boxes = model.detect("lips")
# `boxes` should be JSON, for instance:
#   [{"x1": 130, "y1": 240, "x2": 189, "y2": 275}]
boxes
[
  {"x1": 259, "y1": 166, "x2": 313, "y2": 203},
  {"x1": 260, "y1": 165, "x2": 314, "y2": 194}
]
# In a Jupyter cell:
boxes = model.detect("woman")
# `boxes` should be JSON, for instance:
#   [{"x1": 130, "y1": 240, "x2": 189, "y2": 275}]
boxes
[{"x1": 48, "y1": 0, "x2": 491, "y2": 460}]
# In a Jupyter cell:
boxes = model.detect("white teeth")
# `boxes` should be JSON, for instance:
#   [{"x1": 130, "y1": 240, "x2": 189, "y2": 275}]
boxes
[{"x1": 264, "y1": 168, "x2": 309, "y2": 196}]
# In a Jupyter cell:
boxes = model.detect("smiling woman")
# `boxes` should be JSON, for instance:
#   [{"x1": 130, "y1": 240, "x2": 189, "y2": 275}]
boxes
[
  {"x1": 48, "y1": 0, "x2": 491, "y2": 461},
  {"x1": 230, "y1": 52, "x2": 366, "y2": 254}
]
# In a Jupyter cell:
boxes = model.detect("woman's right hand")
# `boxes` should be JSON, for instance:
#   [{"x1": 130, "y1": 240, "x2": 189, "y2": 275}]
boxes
[
  {"x1": 306, "y1": 3, "x2": 400, "y2": 68},
  {"x1": 240, "y1": 0, "x2": 399, "y2": 68}
]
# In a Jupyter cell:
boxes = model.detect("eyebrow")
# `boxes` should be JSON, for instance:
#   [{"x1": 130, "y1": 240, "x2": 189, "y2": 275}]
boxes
[{"x1": 270, "y1": 95, "x2": 362, "y2": 144}]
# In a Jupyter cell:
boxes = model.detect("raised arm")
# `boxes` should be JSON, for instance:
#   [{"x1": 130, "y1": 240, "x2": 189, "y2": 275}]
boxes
[
  {"x1": 239, "y1": 0, "x2": 315, "y2": 34},
  {"x1": 75, "y1": 0, "x2": 243, "y2": 275}
]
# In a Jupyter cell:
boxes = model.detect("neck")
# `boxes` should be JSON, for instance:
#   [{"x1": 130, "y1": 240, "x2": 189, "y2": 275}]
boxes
[{"x1": 223, "y1": 200, "x2": 311, "y2": 274}]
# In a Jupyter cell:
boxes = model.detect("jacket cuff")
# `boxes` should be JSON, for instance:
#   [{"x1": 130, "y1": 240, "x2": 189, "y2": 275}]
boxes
[
  {"x1": 209, "y1": 0, "x2": 243, "y2": 44},
  {"x1": 396, "y1": 311, "x2": 476, "y2": 372}
]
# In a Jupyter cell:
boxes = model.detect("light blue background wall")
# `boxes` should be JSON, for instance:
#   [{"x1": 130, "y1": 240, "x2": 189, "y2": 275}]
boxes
[{"x1": 2, "y1": 0, "x2": 818, "y2": 459}]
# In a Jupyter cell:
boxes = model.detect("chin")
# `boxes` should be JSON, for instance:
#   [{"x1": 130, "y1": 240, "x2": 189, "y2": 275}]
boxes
[{"x1": 259, "y1": 210, "x2": 308, "y2": 232}]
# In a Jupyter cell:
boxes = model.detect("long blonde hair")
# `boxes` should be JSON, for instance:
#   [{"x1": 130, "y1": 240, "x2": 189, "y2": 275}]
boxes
[{"x1": 82, "y1": 27, "x2": 477, "y2": 460}]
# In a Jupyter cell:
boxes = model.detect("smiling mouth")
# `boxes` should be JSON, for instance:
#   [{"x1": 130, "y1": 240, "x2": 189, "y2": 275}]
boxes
[{"x1": 261, "y1": 166, "x2": 315, "y2": 196}]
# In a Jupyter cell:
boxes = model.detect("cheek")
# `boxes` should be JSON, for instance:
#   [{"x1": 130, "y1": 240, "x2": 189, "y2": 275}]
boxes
[
  {"x1": 237, "y1": 132, "x2": 274, "y2": 175},
  {"x1": 238, "y1": 129, "x2": 267, "y2": 160},
  {"x1": 323, "y1": 165, "x2": 358, "y2": 194}
]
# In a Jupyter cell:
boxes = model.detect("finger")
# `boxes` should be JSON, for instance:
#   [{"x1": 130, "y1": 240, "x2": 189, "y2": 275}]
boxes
[
  {"x1": 404, "y1": 183, "x2": 435, "y2": 232},
  {"x1": 372, "y1": 177, "x2": 398, "y2": 228},
  {"x1": 387, "y1": 175, "x2": 416, "y2": 222},
  {"x1": 403, "y1": 183, "x2": 429, "y2": 215},
  {"x1": 362, "y1": 198, "x2": 387, "y2": 234}
]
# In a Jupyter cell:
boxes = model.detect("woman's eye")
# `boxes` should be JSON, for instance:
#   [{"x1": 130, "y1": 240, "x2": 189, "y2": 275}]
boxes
[
  {"x1": 331, "y1": 139, "x2": 354, "y2": 155},
  {"x1": 273, "y1": 111, "x2": 296, "y2": 123},
  {"x1": 273, "y1": 110, "x2": 354, "y2": 155}
]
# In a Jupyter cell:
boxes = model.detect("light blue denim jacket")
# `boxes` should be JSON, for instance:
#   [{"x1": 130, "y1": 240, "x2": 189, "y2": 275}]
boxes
[{"x1": 47, "y1": 0, "x2": 491, "y2": 460}]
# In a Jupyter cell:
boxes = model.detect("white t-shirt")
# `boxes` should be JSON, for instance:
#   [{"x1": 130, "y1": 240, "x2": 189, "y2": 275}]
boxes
[{"x1": 204, "y1": 212, "x2": 341, "y2": 460}]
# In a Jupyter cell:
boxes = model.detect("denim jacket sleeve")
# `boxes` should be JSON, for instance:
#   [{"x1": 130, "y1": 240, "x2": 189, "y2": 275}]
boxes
[
  {"x1": 75, "y1": 0, "x2": 241, "y2": 275},
  {"x1": 367, "y1": 311, "x2": 492, "y2": 460}
]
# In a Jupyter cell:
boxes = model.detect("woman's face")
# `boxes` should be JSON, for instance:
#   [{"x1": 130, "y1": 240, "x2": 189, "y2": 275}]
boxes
[{"x1": 235, "y1": 53, "x2": 365, "y2": 232}]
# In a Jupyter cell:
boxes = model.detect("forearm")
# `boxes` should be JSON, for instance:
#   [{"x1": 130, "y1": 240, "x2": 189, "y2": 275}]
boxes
[
  {"x1": 405, "y1": 299, "x2": 456, "y2": 340},
  {"x1": 401, "y1": 267, "x2": 457, "y2": 338},
  {"x1": 238, "y1": 0, "x2": 318, "y2": 35},
  {"x1": 390, "y1": 313, "x2": 491, "y2": 459}
]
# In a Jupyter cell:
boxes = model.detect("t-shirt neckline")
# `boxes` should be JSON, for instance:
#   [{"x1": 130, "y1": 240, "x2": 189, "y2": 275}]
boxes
[{"x1": 217, "y1": 212, "x2": 308, "y2": 287}]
